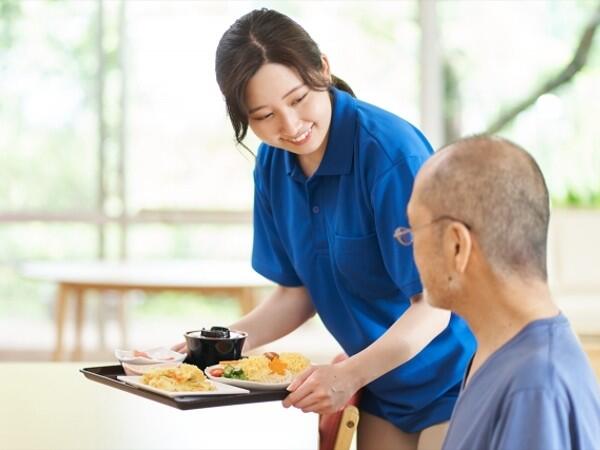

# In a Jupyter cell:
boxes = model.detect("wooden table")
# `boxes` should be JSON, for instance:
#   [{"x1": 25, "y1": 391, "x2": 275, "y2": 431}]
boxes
[
  {"x1": 0, "y1": 363, "x2": 317, "y2": 450},
  {"x1": 19, "y1": 260, "x2": 273, "y2": 361}
]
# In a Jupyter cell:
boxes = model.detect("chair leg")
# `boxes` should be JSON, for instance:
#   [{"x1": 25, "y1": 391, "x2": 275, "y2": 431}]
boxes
[
  {"x1": 333, "y1": 405, "x2": 359, "y2": 450},
  {"x1": 53, "y1": 285, "x2": 69, "y2": 361},
  {"x1": 239, "y1": 287, "x2": 255, "y2": 315},
  {"x1": 117, "y1": 291, "x2": 128, "y2": 350},
  {"x1": 72, "y1": 287, "x2": 85, "y2": 361},
  {"x1": 96, "y1": 291, "x2": 106, "y2": 352}
]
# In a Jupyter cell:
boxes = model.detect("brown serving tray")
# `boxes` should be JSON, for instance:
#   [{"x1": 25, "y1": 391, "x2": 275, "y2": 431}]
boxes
[{"x1": 81, "y1": 365, "x2": 288, "y2": 410}]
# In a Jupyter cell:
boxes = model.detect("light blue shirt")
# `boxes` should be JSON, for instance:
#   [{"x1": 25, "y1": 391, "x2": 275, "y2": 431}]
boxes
[
  {"x1": 443, "y1": 314, "x2": 600, "y2": 450},
  {"x1": 252, "y1": 87, "x2": 475, "y2": 432}
]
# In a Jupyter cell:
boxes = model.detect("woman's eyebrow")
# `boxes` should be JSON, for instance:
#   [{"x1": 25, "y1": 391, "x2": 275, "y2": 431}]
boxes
[{"x1": 248, "y1": 84, "x2": 305, "y2": 114}]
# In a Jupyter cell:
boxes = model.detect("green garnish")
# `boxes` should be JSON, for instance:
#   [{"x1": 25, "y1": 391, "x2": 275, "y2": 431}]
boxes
[{"x1": 223, "y1": 365, "x2": 247, "y2": 380}]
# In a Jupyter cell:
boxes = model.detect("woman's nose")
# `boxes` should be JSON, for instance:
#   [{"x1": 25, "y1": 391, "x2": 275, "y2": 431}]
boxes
[{"x1": 279, "y1": 111, "x2": 300, "y2": 137}]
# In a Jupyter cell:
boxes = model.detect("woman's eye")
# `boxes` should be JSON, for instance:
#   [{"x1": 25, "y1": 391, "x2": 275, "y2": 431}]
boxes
[
  {"x1": 292, "y1": 93, "x2": 308, "y2": 105},
  {"x1": 258, "y1": 113, "x2": 273, "y2": 120}
]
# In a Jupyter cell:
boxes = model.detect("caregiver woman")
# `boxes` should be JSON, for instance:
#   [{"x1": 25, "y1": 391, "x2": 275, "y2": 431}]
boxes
[{"x1": 195, "y1": 8, "x2": 473, "y2": 450}]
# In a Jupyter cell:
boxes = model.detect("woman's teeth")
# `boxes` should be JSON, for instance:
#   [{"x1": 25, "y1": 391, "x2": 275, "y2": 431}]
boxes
[{"x1": 289, "y1": 126, "x2": 312, "y2": 143}]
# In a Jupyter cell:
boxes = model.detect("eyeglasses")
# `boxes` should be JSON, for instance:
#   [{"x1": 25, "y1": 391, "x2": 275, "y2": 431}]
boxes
[{"x1": 394, "y1": 215, "x2": 471, "y2": 246}]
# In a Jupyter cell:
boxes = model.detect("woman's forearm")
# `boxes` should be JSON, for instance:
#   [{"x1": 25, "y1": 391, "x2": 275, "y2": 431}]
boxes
[
  {"x1": 229, "y1": 285, "x2": 316, "y2": 352},
  {"x1": 342, "y1": 296, "x2": 451, "y2": 388}
]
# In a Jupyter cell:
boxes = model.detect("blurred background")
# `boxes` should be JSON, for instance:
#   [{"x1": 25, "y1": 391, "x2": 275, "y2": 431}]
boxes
[{"x1": 0, "y1": 0, "x2": 599, "y2": 370}]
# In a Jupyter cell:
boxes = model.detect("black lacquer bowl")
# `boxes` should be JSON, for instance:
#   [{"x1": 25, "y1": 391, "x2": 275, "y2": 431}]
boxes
[{"x1": 184, "y1": 326, "x2": 247, "y2": 369}]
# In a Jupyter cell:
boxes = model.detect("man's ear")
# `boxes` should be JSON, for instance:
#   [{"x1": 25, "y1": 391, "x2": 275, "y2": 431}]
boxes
[
  {"x1": 321, "y1": 54, "x2": 332, "y2": 81},
  {"x1": 447, "y1": 222, "x2": 472, "y2": 274}
]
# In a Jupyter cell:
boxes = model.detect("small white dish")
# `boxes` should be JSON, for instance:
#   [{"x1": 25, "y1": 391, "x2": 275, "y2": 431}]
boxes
[
  {"x1": 121, "y1": 362, "x2": 181, "y2": 376},
  {"x1": 114, "y1": 347, "x2": 186, "y2": 365},
  {"x1": 117, "y1": 375, "x2": 250, "y2": 397},
  {"x1": 204, "y1": 364, "x2": 293, "y2": 391}
]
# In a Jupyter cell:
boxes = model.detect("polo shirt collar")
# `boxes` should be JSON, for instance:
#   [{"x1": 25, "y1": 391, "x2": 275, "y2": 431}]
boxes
[{"x1": 285, "y1": 87, "x2": 356, "y2": 180}]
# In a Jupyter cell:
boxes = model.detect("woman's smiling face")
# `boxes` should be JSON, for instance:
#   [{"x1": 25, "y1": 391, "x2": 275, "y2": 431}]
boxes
[{"x1": 244, "y1": 62, "x2": 332, "y2": 159}]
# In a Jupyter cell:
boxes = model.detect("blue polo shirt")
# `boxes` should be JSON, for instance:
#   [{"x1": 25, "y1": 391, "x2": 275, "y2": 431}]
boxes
[{"x1": 252, "y1": 87, "x2": 475, "y2": 432}]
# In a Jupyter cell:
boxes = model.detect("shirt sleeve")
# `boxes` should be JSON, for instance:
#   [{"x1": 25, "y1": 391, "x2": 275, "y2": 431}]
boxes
[
  {"x1": 251, "y1": 169, "x2": 303, "y2": 287},
  {"x1": 490, "y1": 389, "x2": 571, "y2": 450},
  {"x1": 370, "y1": 154, "x2": 430, "y2": 299}
]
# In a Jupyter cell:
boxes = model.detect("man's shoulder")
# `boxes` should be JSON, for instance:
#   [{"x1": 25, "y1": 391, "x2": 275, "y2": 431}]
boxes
[
  {"x1": 487, "y1": 319, "x2": 597, "y2": 400},
  {"x1": 446, "y1": 318, "x2": 600, "y2": 450}
]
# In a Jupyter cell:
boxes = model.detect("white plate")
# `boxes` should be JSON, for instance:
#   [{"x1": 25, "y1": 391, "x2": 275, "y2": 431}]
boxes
[
  {"x1": 204, "y1": 365, "x2": 293, "y2": 391},
  {"x1": 117, "y1": 375, "x2": 250, "y2": 397},
  {"x1": 114, "y1": 347, "x2": 186, "y2": 365}
]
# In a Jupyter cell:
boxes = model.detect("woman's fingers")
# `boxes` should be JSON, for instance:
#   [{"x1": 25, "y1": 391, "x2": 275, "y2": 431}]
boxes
[
  {"x1": 283, "y1": 379, "x2": 313, "y2": 408},
  {"x1": 286, "y1": 365, "x2": 318, "y2": 392},
  {"x1": 171, "y1": 341, "x2": 187, "y2": 353},
  {"x1": 292, "y1": 389, "x2": 331, "y2": 410}
]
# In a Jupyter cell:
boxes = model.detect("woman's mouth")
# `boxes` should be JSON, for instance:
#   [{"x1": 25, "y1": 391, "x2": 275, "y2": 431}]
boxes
[{"x1": 285, "y1": 124, "x2": 313, "y2": 146}]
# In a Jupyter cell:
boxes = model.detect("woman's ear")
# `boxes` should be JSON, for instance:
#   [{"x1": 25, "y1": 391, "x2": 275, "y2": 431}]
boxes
[{"x1": 321, "y1": 54, "x2": 332, "y2": 81}]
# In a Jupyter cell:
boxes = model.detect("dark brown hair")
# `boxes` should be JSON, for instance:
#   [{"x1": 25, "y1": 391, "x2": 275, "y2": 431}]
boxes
[{"x1": 215, "y1": 8, "x2": 355, "y2": 152}]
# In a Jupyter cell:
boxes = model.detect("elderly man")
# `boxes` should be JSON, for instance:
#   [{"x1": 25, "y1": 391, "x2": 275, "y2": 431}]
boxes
[{"x1": 401, "y1": 135, "x2": 600, "y2": 449}]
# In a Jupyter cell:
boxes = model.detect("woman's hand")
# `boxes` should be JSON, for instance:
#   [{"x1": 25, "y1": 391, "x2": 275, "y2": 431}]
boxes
[
  {"x1": 171, "y1": 341, "x2": 187, "y2": 354},
  {"x1": 282, "y1": 363, "x2": 360, "y2": 415}
]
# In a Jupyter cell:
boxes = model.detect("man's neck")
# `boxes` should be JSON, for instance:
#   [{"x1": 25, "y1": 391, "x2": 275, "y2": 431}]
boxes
[{"x1": 460, "y1": 276, "x2": 559, "y2": 384}]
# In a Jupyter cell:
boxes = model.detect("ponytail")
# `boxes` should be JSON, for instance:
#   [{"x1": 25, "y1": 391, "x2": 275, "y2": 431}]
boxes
[{"x1": 331, "y1": 74, "x2": 355, "y2": 97}]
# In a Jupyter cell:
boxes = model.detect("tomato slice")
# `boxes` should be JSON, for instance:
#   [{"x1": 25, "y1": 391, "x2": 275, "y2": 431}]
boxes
[{"x1": 209, "y1": 368, "x2": 224, "y2": 377}]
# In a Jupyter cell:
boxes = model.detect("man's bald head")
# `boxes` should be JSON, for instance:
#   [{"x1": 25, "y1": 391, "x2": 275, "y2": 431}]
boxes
[{"x1": 417, "y1": 135, "x2": 550, "y2": 280}]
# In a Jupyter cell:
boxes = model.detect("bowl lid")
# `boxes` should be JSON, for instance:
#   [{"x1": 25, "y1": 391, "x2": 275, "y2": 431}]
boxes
[
  {"x1": 185, "y1": 327, "x2": 247, "y2": 340},
  {"x1": 201, "y1": 326, "x2": 230, "y2": 338}
]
